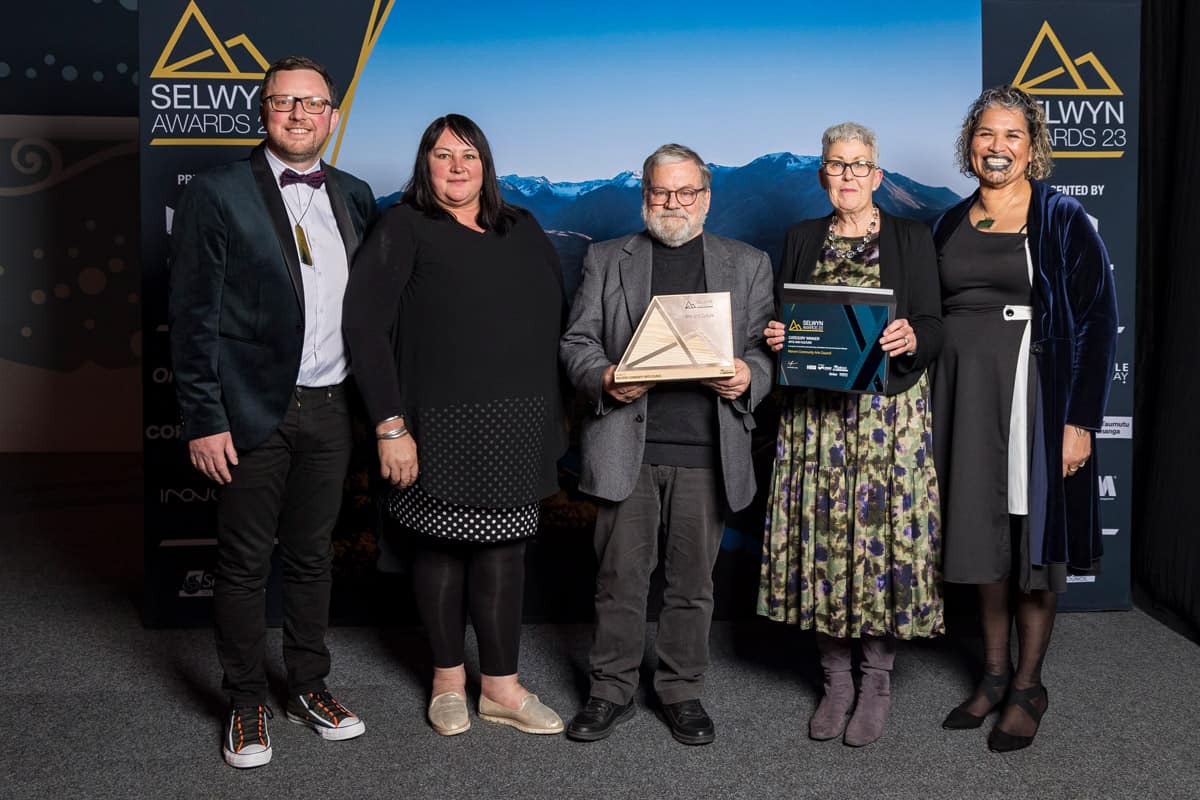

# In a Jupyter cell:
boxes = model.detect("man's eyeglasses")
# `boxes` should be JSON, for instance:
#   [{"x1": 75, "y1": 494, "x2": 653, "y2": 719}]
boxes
[
  {"x1": 822, "y1": 160, "x2": 877, "y2": 178},
  {"x1": 262, "y1": 95, "x2": 334, "y2": 114},
  {"x1": 645, "y1": 187, "x2": 708, "y2": 207}
]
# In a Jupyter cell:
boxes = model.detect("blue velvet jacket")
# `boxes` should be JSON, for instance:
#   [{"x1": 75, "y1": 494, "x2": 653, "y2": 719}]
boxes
[{"x1": 932, "y1": 180, "x2": 1118, "y2": 570}]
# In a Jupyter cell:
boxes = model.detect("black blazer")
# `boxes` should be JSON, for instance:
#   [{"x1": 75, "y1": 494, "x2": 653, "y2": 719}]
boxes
[
  {"x1": 169, "y1": 144, "x2": 378, "y2": 449},
  {"x1": 775, "y1": 209, "x2": 943, "y2": 395}
]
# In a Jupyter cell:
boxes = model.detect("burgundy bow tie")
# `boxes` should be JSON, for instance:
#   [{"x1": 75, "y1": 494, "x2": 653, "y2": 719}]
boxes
[{"x1": 279, "y1": 168, "x2": 326, "y2": 189}]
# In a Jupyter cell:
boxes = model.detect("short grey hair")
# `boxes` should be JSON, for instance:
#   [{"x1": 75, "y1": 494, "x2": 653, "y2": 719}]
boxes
[
  {"x1": 641, "y1": 143, "x2": 712, "y2": 190},
  {"x1": 821, "y1": 122, "x2": 879, "y2": 163}
]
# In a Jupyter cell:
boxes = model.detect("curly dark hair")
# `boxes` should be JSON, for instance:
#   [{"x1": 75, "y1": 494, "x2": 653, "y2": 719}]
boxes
[{"x1": 955, "y1": 85, "x2": 1054, "y2": 181}]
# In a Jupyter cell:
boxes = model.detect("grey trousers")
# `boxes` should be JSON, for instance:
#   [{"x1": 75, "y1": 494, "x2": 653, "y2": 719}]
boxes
[{"x1": 589, "y1": 463, "x2": 724, "y2": 705}]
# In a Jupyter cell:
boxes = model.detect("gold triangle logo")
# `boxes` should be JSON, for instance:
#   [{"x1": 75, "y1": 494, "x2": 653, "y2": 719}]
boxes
[
  {"x1": 150, "y1": 1, "x2": 270, "y2": 80},
  {"x1": 1012, "y1": 21, "x2": 1121, "y2": 96},
  {"x1": 788, "y1": 319, "x2": 803, "y2": 332}
]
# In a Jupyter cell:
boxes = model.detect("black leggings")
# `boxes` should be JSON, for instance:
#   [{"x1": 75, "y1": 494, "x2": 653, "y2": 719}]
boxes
[{"x1": 411, "y1": 537, "x2": 526, "y2": 676}]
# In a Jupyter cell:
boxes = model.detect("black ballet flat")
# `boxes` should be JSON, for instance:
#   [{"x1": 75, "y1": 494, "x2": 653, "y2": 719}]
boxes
[
  {"x1": 987, "y1": 684, "x2": 1049, "y2": 752},
  {"x1": 942, "y1": 669, "x2": 1011, "y2": 730}
]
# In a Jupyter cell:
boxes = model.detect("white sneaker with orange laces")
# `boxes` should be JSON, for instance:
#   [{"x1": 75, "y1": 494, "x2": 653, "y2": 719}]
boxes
[
  {"x1": 286, "y1": 690, "x2": 365, "y2": 741},
  {"x1": 224, "y1": 704, "x2": 273, "y2": 768}
]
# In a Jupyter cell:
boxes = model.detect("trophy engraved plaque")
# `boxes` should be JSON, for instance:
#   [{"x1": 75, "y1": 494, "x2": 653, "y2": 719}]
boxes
[{"x1": 614, "y1": 291, "x2": 735, "y2": 383}]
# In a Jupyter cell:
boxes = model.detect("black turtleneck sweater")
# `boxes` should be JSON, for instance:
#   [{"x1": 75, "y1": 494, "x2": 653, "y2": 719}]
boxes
[{"x1": 643, "y1": 234, "x2": 718, "y2": 468}]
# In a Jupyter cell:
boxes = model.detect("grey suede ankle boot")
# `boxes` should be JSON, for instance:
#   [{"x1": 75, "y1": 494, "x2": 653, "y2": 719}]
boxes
[
  {"x1": 844, "y1": 635, "x2": 895, "y2": 746},
  {"x1": 810, "y1": 634, "x2": 854, "y2": 740}
]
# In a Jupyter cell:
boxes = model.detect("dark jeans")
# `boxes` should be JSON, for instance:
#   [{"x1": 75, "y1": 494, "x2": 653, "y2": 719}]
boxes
[
  {"x1": 589, "y1": 463, "x2": 724, "y2": 705},
  {"x1": 213, "y1": 384, "x2": 352, "y2": 706}
]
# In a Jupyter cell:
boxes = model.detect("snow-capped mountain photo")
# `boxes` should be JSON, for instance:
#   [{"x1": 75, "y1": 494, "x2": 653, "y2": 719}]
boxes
[{"x1": 495, "y1": 153, "x2": 961, "y2": 297}]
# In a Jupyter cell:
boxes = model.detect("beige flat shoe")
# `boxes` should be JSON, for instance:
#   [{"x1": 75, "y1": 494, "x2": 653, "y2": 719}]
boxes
[
  {"x1": 478, "y1": 693, "x2": 564, "y2": 734},
  {"x1": 428, "y1": 691, "x2": 470, "y2": 736}
]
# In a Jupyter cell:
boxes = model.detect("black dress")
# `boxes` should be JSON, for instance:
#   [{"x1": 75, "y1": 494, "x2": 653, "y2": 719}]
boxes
[
  {"x1": 932, "y1": 217, "x2": 1055, "y2": 588},
  {"x1": 344, "y1": 203, "x2": 566, "y2": 542}
]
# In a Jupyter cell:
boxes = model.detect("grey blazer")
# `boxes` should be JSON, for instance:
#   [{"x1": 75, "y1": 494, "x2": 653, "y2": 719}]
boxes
[{"x1": 560, "y1": 231, "x2": 774, "y2": 511}]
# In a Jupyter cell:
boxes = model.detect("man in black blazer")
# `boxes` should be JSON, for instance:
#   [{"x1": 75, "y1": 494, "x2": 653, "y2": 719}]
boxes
[{"x1": 169, "y1": 56, "x2": 377, "y2": 769}]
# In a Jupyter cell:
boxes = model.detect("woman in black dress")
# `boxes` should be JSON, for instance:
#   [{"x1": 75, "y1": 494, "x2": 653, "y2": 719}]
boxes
[
  {"x1": 932, "y1": 87, "x2": 1118, "y2": 751},
  {"x1": 344, "y1": 115, "x2": 566, "y2": 737}
]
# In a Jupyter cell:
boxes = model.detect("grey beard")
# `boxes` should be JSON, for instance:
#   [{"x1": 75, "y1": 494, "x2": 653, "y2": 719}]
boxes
[{"x1": 642, "y1": 205, "x2": 706, "y2": 247}]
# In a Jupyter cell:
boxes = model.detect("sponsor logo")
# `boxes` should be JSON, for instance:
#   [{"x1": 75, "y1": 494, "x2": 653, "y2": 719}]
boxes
[
  {"x1": 145, "y1": 423, "x2": 184, "y2": 440},
  {"x1": 1098, "y1": 474, "x2": 1117, "y2": 499},
  {"x1": 178, "y1": 569, "x2": 215, "y2": 597},
  {"x1": 1112, "y1": 362, "x2": 1129, "y2": 384},
  {"x1": 1014, "y1": 21, "x2": 1121, "y2": 95},
  {"x1": 151, "y1": 1, "x2": 269, "y2": 80},
  {"x1": 683, "y1": 297, "x2": 714, "y2": 310},
  {"x1": 1012, "y1": 21, "x2": 1127, "y2": 159},
  {"x1": 144, "y1": 1, "x2": 390, "y2": 164},
  {"x1": 159, "y1": 487, "x2": 219, "y2": 503},
  {"x1": 1065, "y1": 575, "x2": 1097, "y2": 584},
  {"x1": 148, "y1": 1, "x2": 268, "y2": 146},
  {"x1": 1098, "y1": 416, "x2": 1132, "y2": 439},
  {"x1": 1102, "y1": 528, "x2": 1119, "y2": 537}
]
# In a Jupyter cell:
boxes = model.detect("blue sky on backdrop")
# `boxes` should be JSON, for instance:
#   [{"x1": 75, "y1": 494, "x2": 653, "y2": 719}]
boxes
[{"x1": 335, "y1": 1, "x2": 981, "y2": 195}]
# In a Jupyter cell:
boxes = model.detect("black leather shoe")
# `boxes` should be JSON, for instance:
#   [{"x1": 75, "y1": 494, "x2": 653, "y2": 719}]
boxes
[
  {"x1": 565, "y1": 697, "x2": 635, "y2": 742},
  {"x1": 661, "y1": 699, "x2": 715, "y2": 745}
]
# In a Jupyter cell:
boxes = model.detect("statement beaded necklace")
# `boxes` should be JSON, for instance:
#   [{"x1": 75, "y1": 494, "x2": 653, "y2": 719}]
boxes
[{"x1": 825, "y1": 205, "x2": 879, "y2": 258}]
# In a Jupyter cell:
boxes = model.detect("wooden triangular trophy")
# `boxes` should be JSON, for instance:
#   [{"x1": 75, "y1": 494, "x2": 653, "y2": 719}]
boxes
[{"x1": 614, "y1": 292, "x2": 735, "y2": 383}]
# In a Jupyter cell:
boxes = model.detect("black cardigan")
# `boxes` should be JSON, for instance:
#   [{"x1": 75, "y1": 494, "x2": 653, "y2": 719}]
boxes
[{"x1": 775, "y1": 209, "x2": 943, "y2": 396}]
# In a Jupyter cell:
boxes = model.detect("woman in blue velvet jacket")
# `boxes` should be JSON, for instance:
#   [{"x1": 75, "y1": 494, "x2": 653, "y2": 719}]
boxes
[{"x1": 931, "y1": 86, "x2": 1118, "y2": 752}]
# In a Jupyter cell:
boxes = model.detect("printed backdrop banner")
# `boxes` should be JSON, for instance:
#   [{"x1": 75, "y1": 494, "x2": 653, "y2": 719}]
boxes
[
  {"x1": 982, "y1": 0, "x2": 1139, "y2": 610},
  {"x1": 142, "y1": 1, "x2": 1136, "y2": 625}
]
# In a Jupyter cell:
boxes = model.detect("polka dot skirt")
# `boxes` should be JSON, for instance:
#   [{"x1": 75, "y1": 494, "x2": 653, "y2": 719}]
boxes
[
  {"x1": 388, "y1": 483, "x2": 540, "y2": 543},
  {"x1": 416, "y1": 396, "x2": 548, "y2": 507}
]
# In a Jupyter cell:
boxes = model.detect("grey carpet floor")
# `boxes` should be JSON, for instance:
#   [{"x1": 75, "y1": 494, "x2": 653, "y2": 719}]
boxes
[{"x1": 2, "y1": 501, "x2": 1198, "y2": 800}]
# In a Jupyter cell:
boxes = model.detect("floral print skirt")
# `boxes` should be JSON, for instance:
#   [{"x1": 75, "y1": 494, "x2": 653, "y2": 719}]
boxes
[{"x1": 757, "y1": 375, "x2": 944, "y2": 639}]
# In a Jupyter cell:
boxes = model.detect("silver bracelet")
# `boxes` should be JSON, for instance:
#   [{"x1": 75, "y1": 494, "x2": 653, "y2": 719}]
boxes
[
  {"x1": 377, "y1": 425, "x2": 409, "y2": 440},
  {"x1": 377, "y1": 415, "x2": 403, "y2": 425}
]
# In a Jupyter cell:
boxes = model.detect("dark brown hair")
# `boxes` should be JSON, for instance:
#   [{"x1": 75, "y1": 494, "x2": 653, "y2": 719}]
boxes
[
  {"x1": 402, "y1": 114, "x2": 518, "y2": 234},
  {"x1": 260, "y1": 55, "x2": 339, "y2": 108}
]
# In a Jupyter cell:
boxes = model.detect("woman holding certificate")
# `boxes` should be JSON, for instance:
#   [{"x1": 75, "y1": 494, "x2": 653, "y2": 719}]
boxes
[
  {"x1": 344, "y1": 114, "x2": 566, "y2": 737},
  {"x1": 758, "y1": 122, "x2": 944, "y2": 746},
  {"x1": 932, "y1": 86, "x2": 1117, "y2": 752}
]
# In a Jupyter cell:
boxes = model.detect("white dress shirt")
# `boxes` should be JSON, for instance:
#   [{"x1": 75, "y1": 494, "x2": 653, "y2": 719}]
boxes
[{"x1": 264, "y1": 147, "x2": 350, "y2": 388}]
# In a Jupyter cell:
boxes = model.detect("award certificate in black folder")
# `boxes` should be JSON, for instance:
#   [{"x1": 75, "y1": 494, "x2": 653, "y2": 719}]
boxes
[{"x1": 778, "y1": 283, "x2": 895, "y2": 393}]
